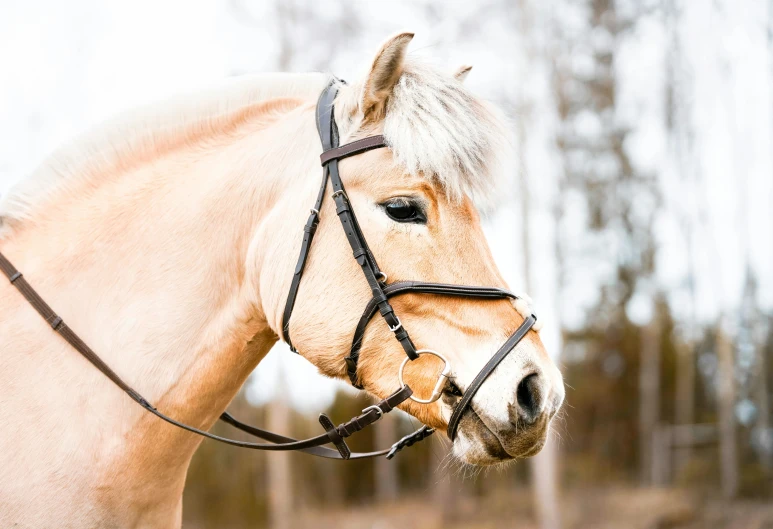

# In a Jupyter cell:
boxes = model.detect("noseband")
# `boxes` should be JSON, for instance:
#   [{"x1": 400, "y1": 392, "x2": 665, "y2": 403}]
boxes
[{"x1": 0, "y1": 79, "x2": 536, "y2": 461}]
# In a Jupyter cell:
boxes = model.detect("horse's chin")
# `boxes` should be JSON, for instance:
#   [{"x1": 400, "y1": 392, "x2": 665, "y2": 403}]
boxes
[{"x1": 450, "y1": 408, "x2": 549, "y2": 466}]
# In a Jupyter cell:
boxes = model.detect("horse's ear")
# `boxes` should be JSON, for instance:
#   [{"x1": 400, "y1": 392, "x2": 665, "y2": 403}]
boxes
[
  {"x1": 454, "y1": 65, "x2": 473, "y2": 82},
  {"x1": 361, "y1": 32, "x2": 414, "y2": 119}
]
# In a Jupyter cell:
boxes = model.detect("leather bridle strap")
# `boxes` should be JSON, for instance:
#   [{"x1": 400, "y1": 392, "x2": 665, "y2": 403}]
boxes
[
  {"x1": 282, "y1": 81, "x2": 418, "y2": 361},
  {"x1": 345, "y1": 281, "x2": 519, "y2": 387},
  {"x1": 446, "y1": 315, "x2": 536, "y2": 440},
  {"x1": 2, "y1": 77, "x2": 539, "y2": 462},
  {"x1": 280, "y1": 80, "x2": 539, "y2": 443},
  {"x1": 319, "y1": 135, "x2": 387, "y2": 165},
  {"x1": 0, "y1": 250, "x2": 422, "y2": 460},
  {"x1": 220, "y1": 411, "x2": 434, "y2": 460}
]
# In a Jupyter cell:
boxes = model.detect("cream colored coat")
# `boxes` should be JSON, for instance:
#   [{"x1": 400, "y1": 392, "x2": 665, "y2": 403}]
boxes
[{"x1": 0, "y1": 34, "x2": 563, "y2": 528}]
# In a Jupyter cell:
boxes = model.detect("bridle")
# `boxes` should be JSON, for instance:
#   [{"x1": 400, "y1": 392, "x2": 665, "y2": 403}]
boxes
[{"x1": 0, "y1": 79, "x2": 536, "y2": 461}]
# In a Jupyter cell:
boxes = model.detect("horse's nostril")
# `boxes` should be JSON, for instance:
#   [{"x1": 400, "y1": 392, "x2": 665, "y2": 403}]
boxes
[{"x1": 516, "y1": 373, "x2": 542, "y2": 424}]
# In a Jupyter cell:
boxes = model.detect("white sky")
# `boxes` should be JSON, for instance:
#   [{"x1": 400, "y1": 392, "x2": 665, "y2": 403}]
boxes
[{"x1": 1, "y1": 1, "x2": 770, "y2": 411}]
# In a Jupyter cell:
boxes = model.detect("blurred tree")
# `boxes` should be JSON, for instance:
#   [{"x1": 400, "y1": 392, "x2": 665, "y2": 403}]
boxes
[
  {"x1": 172, "y1": 0, "x2": 773, "y2": 525},
  {"x1": 550, "y1": 0, "x2": 671, "y2": 489},
  {"x1": 373, "y1": 412, "x2": 399, "y2": 501},
  {"x1": 664, "y1": 0, "x2": 699, "y2": 479},
  {"x1": 716, "y1": 325, "x2": 738, "y2": 498},
  {"x1": 430, "y1": 437, "x2": 457, "y2": 521},
  {"x1": 639, "y1": 314, "x2": 662, "y2": 484},
  {"x1": 267, "y1": 378, "x2": 293, "y2": 529},
  {"x1": 511, "y1": 0, "x2": 563, "y2": 527}
]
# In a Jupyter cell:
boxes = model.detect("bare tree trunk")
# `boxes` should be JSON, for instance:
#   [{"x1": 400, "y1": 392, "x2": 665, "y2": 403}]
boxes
[
  {"x1": 716, "y1": 325, "x2": 738, "y2": 499},
  {"x1": 431, "y1": 438, "x2": 456, "y2": 522},
  {"x1": 755, "y1": 338, "x2": 771, "y2": 474},
  {"x1": 267, "y1": 390, "x2": 293, "y2": 529},
  {"x1": 530, "y1": 433, "x2": 561, "y2": 529},
  {"x1": 373, "y1": 414, "x2": 399, "y2": 502},
  {"x1": 763, "y1": 0, "x2": 773, "y2": 479},
  {"x1": 314, "y1": 451, "x2": 344, "y2": 506},
  {"x1": 520, "y1": 99, "x2": 562, "y2": 529},
  {"x1": 651, "y1": 424, "x2": 671, "y2": 486},
  {"x1": 674, "y1": 340, "x2": 695, "y2": 474},
  {"x1": 515, "y1": 5, "x2": 561, "y2": 524},
  {"x1": 639, "y1": 318, "x2": 661, "y2": 485}
]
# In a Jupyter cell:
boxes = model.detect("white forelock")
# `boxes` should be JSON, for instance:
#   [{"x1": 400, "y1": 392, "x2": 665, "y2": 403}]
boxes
[{"x1": 381, "y1": 59, "x2": 513, "y2": 204}]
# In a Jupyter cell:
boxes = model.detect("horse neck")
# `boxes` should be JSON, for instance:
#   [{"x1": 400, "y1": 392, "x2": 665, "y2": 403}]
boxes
[{"x1": 0, "y1": 98, "x2": 319, "y2": 498}]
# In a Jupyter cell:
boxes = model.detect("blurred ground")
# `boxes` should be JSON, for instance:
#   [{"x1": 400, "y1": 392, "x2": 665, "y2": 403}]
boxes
[{"x1": 282, "y1": 488, "x2": 773, "y2": 529}]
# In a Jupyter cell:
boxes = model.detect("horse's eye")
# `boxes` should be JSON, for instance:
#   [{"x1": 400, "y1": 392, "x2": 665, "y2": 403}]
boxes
[{"x1": 382, "y1": 199, "x2": 426, "y2": 224}]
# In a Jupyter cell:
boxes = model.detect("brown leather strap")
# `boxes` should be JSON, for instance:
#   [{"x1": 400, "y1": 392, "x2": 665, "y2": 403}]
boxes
[
  {"x1": 282, "y1": 83, "x2": 387, "y2": 351},
  {"x1": 446, "y1": 315, "x2": 536, "y2": 440},
  {"x1": 0, "y1": 251, "x2": 148, "y2": 404},
  {"x1": 283, "y1": 82, "x2": 417, "y2": 363},
  {"x1": 220, "y1": 406, "x2": 434, "y2": 460},
  {"x1": 281, "y1": 208, "x2": 321, "y2": 350},
  {"x1": 284, "y1": 81, "x2": 539, "y2": 443},
  {"x1": 319, "y1": 135, "x2": 387, "y2": 165},
  {"x1": 346, "y1": 281, "x2": 520, "y2": 387},
  {"x1": 0, "y1": 250, "x2": 417, "y2": 458},
  {"x1": 2, "y1": 79, "x2": 537, "y2": 461}
]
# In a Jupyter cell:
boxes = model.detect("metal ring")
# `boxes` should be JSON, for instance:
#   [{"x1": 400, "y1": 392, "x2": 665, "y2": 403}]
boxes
[
  {"x1": 376, "y1": 271, "x2": 388, "y2": 283},
  {"x1": 388, "y1": 317, "x2": 402, "y2": 333},
  {"x1": 398, "y1": 350, "x2": 452, "y2": 404},
  {"x1": 310, "y1": 208, "x2": 319, "y2": 215},
  {"x1": 361, "y1": 405, "x2": 383, "y2": 418},
  {"x1": 331, "y1": 190, "x2": 347, "y2": 199}
]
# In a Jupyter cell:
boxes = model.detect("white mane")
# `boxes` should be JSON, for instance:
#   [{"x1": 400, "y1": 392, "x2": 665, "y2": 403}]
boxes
[
  {"x1": 0, "y1": 72, "x2": 328, "y2": 228},
  {"x1": 1, "y1": 59, "x2": 512, "y2": 230}
]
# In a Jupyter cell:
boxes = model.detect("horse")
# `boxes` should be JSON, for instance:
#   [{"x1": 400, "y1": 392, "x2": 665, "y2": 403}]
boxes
[{"x1": 0, "y1": 33, "x2": 565, "y2": 528}]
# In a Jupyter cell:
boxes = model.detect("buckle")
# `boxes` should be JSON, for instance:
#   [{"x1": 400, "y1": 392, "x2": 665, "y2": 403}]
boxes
[
  {"x1": 388, "y1": 317, "x2": 402, "y2": 333},
  {"x1": 361, "y1": 405, "x2": 383, "y2": 419}
]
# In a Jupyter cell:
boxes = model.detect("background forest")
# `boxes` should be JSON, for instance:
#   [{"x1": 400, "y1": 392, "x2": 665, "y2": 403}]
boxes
[{"x1": 1, "y1": 1, "x2": 772, "y2": 528}]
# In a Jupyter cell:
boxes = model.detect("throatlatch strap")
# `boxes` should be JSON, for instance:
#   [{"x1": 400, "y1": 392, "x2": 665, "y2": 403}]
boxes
[
  {"x1": 280, "y1": 85, "x2": 336, "y2": 348},
  {"x1": 316, "y1": 85, "x2": 418, "y2": 363},
  {"x1": 282, "y1": 83, "x2": 388, "y2": 351}
]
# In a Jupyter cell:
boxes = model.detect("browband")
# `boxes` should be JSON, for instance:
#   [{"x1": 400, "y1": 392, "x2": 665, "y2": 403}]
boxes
[{"x1": 319, "y1": 135, "x2": 387, "y2": 165}]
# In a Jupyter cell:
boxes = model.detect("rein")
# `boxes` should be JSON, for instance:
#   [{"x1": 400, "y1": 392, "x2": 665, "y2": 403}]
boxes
[{"x1": 0, "y1": 78, "x2": 536, "y2": 461}]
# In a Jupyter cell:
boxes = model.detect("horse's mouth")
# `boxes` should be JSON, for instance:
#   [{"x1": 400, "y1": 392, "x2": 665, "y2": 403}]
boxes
[{"x1": 453, "y1": 406, "x2": 548, "y2": 464}]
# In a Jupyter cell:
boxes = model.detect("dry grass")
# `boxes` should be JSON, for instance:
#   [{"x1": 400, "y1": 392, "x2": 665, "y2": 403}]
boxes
[{"x1": 289, "y1": 487, "x2": 773, "y2": 529}]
